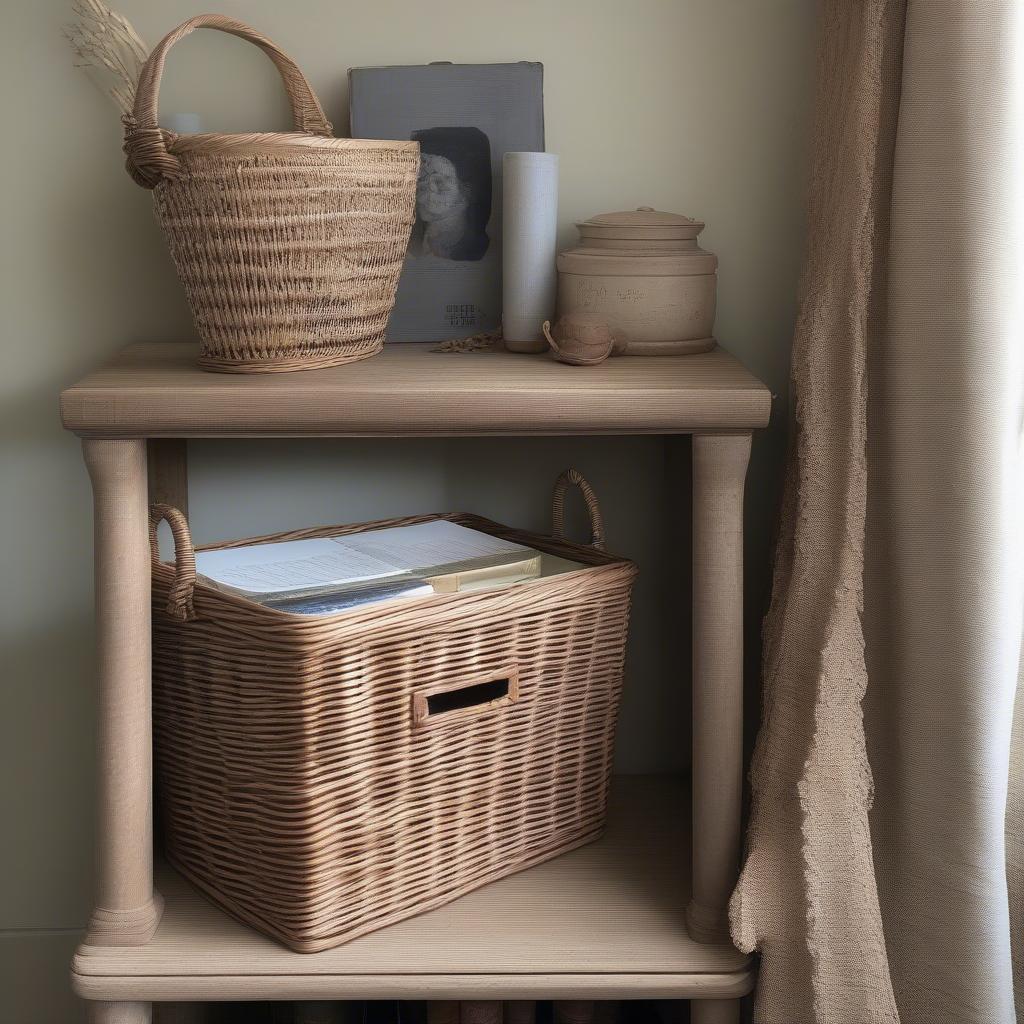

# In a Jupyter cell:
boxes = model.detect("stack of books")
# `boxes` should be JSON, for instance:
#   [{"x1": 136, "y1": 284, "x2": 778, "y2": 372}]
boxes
[{"x1": 194, "y1": 520, "x2": 576, "y2": 616}]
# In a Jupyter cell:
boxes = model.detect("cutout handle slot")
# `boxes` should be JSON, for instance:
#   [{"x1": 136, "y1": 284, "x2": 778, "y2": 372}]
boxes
[{"x1": 412, "y1": 669, "x2": 519, "y2": 730}]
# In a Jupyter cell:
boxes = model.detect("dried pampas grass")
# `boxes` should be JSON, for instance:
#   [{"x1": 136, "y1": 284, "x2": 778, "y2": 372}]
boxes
[{"x1": 64, "y1": 0, "x2": 148, "y2": 116}]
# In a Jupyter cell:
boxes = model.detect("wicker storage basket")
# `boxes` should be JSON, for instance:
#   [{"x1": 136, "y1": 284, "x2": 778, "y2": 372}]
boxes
[
  {"x1": 149, "y1": 471, "x2": 636, "y2": 952},
  {"x1": 123, "y1": 15, "x2": 419, "y2": 374}
]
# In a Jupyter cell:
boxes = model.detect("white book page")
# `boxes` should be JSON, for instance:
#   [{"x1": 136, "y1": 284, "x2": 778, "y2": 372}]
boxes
[
  {"x1": 333, "y1": 520, "x2": 530, "y2": 574},
  {"x1": 194, "y1": 521, "x2": 531, "y2": 598},
  {"x1": 194, "y1": 538, "x2": 403, "y2": 597}
]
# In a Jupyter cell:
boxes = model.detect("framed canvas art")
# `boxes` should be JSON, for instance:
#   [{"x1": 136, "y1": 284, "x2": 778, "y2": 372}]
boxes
[{"x1": 349, "y1": 62, "x2": 545, "y2": 342}]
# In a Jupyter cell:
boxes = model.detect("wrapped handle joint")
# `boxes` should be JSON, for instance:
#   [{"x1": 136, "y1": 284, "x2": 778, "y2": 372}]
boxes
[{"x1": 124, "y1": 14, "x2": 334, "y2": 189}]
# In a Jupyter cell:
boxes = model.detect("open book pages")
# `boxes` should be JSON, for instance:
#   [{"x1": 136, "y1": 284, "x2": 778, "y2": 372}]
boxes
[
  {"x1": 194, "y1": 520, "x2": 538, "y2": 602},
  {"x1": 263, "y1": 578, "x2": 436, "y2": 616},
  {"x1": 264, "y1": 553, "x2": 558, "y2": 615},
  {"x1": 263, "y1": 553, "x2": 582, "y2": 615}
]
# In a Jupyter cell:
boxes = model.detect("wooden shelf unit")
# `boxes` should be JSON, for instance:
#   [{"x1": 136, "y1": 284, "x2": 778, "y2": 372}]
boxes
[
  {"x1": 61, "y1": 342, "x2": 771, "y2": 1024},
  {"x1": 73, "y1": 778, "x2": 751, "y2": 1003}
]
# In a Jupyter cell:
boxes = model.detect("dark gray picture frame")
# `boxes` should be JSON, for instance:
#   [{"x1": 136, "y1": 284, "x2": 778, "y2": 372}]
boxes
[{"x1": 349, "y1": 62, "x2": 545, "y2": 342}]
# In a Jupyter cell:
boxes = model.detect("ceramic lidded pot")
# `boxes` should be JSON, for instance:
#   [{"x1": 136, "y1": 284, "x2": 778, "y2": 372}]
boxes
[{"x1": 555, "y1": 207, "x2": 717, "y2": 355}]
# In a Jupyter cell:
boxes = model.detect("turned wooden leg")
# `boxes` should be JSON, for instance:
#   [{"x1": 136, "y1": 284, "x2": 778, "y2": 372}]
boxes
[
  {"x1": 688, "y1": 433, "x2": 751, "y2": 944},
  {"x1": 82, "y1": 439, "x2": 162, "y2": 946},
  {"x1": 690, "y1": 999, "x2": 740, "y2": 1024},
  {"x1": 87, "y1": 1001, "x2": 152, "y2": 1023}
]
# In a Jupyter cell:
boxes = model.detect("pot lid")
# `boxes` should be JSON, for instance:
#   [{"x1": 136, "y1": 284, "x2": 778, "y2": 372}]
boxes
[
  {"x1": 581, "y1": 207, "x2": 704, "y2": 230},
  {"x1": 573, "y1": 205, "x2": 708, "y2": 249},
  {"x1": 576, "y1": 207, "x2": 706, "y2": 245},
  {"x1": 568, "y1": 207, "x2": 714, "y2": 266}
]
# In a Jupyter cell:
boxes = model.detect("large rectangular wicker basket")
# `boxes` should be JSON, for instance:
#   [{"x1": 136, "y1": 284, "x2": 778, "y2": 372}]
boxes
[{"x1": 149, "y1": 471, "x2": 636, "y2": 952}]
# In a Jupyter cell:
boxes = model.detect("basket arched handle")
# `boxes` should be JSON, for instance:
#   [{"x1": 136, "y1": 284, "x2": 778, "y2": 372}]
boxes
[
  {"x1": 552, "y1": 469, "x2": 606, "y2": 551},
  {"x1": 124, "y1": 14, "x2": 334, "y2": 188},
  {"x1": 149, "y1": 504, "x2": 197, "y2": 622}
]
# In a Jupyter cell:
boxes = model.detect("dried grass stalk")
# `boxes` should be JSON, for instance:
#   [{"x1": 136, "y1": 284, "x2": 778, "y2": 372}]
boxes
[{"x1": 64, "y1": 0, "x2": 148, "y2": 116}]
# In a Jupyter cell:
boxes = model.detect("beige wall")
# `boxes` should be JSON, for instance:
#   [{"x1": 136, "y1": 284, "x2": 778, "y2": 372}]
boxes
[{"x1": 0, "y1": 0, "x2": 813, "y2": 1019}]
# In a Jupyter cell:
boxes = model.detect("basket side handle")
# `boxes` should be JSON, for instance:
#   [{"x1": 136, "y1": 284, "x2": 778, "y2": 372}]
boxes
[
  {"x1": 124, "y1": 14, "x2": 334, "y2": 188},
  {"x1": 148, "y1": 503, "x2": 197, "y2": 622},
  {"x1": 552, "y1": 469, "x2": 606, "y2": 551}
]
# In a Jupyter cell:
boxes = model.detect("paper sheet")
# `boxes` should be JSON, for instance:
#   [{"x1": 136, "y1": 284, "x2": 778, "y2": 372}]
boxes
[
  {"x1": 194, "y1": 539, "x2": 402, "y2": 596},
  {"x1": 194, "y1": 520, "x2": 531, "y2": 599},
  {"x1": 338, "y1": 520, "x2": 529, "y2": 571}
]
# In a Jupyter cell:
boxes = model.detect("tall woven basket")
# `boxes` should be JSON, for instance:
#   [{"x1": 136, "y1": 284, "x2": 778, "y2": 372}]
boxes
[
  {"x1": 149, "y1": 471, "x2": 636, "y2": 952},
  {"x1": 123, "y1": 15, "x2": 419, "y2": 373}
]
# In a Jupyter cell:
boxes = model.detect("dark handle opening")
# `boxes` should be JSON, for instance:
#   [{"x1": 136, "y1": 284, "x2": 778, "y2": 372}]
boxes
[
  {"x1": 427, "y1": 677, "x2": 510, "y2": 716},
  {"x1": 412, "y1": 668, "x2": 519, "y2": 730}
]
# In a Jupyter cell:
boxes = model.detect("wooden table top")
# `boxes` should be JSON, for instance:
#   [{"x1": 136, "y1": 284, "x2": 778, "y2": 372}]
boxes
[{"x1": 60, "y1": 342, "x2": 772, "y2": 438}]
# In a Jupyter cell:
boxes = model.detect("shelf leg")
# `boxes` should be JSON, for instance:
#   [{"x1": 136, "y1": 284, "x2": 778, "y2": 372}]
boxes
[
  {"x1": 82, "y1": 439, "x2": 163, "y2": 946},
  {"x1": 688, "y1": 432, "x2": 751, "y2": 944},
  {"x1": 87, "y1": 1001, "x2": 152, "y2": 1023},
  {"x1": 147, "y1": 439, "x2": 189, "y2": 514},
  {"x1": 690, "y1": 999, "x2": 740, "y2": 1024}
]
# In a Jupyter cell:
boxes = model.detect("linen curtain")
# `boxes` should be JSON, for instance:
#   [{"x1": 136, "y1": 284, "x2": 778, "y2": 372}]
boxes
[{"x1": 730, "y1": 1, "x2": 1024, "y2": 1022}]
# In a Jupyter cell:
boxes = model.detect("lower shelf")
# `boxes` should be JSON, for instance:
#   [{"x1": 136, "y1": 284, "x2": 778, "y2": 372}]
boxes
[{"x1": 72, "y1": 776, "x2": 752, "y2": 1002}]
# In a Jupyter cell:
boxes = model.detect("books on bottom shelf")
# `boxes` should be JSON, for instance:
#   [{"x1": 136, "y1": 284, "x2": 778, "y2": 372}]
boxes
[{"x1": 193, "y1": 519, "x2": 584, "y2": 616}]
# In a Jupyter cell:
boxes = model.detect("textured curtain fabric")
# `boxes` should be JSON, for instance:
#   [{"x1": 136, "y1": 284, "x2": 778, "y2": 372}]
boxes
[
  {"x1": 864, "y1": 1, "x2": 1023, "y2": 1021},
  {"x1": 1011, "y1": 650, "x2": 1024, "y2": 1005},
  {"x1": 731, "y1": 1, "x2": 1024, "y2": 1022}
]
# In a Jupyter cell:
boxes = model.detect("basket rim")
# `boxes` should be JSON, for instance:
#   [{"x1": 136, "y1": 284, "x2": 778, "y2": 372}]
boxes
[
  {"x1": 153, "y1": 511, "x2": 637, "y2": 625},
  {"x1": 188, "y1": 511, "x2": 627, "y2": 560},
  {"x1": 167, "y1": 132, "x2": 421, "y2": 157}
]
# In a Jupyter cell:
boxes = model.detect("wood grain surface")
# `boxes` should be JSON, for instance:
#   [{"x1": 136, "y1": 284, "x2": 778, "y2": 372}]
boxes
[
  {"x1": 60, "y1": 343, "x2": 771, "y2": 438},
  {"x1": 72, "y1": 777, "x2": 753, "y2": 1002}
]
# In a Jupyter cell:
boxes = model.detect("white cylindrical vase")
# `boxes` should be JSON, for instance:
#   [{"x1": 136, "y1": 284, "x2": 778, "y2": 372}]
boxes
[{"x1": 502, "y1": 152, "x2": 559, "y2": 353}]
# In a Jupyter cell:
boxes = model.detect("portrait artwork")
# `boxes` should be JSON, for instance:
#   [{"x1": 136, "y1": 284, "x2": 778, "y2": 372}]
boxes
[
  {"x1": 349, "y1": 62, "x2": 545, "y2": 342},
  {"x1": 410, "y1": 127, "x2": 492, "y2": 262}
]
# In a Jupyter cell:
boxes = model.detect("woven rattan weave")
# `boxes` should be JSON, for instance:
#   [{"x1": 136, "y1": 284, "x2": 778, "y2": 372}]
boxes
[
  {"x1": 123, "y1": 15, "x2": 419, "y2": 374},
  {"x1": 149, "y1": 472, "x2": 636, "y2": 952}
]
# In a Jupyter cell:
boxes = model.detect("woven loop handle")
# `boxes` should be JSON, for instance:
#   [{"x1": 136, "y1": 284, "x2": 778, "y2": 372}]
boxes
[
  {"x1": 124, "y1": 14, "x2": 334, "y2": 188},
  {"x1": 552, "y1": 469, "x2": 606, "y2": 551},
  {"x1": 149, "y1": 504, "x2": 197, "y2": 622}
]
